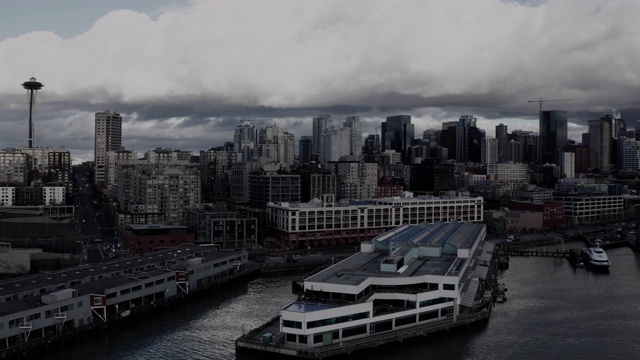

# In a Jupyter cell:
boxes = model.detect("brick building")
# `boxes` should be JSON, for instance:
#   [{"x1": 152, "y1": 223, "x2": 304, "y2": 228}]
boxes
[{"x1": 509, "y1": 201, "x2": 565, "y2": 229}]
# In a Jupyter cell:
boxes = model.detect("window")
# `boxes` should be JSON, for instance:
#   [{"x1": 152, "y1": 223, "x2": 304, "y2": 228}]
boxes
[
  {"x1": 342, "y1": 325, "x2": 367, "y2": 338},
  {"x1": 371, "y1": 320, "x2": 392, "y2": 334},
  {"x1": 419, "y1": 310, "x2": 438, "y2": 322},
  {"x1": 395, "y1": 315, "x2": 416, "y2": 327},
  {"x1": 443, "y1": 284, "x2": 455, "y2": 291},
  {"x1": 283, "y1": 320, "x2": 302, "y2": 329}
]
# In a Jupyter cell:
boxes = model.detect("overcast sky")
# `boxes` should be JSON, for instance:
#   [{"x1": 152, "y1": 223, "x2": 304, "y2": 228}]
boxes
[{"x1": 1, "y1": 0, "x2": 638, "y2": 163}]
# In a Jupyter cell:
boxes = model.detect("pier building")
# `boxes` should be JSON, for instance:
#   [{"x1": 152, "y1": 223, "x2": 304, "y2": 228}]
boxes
[
  {"x1": 0, "y1": 245, "x2": 249, "y2": 357},
  {"x1": 237, "y1": 220, "x2": 494, "y2": 358}
]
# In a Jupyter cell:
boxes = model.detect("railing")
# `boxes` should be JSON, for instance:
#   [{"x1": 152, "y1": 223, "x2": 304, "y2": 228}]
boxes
[{"x1": 54, "y1": 312, "x2": 67, "y2": 319}]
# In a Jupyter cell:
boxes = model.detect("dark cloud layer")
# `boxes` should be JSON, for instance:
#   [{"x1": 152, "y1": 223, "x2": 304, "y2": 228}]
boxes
[{"x1": 1, "y1": 0, "x2": 639, "y2": 162}]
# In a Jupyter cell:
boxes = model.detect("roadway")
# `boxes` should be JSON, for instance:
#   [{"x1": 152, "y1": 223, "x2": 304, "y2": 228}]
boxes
[{"x1": 73, "y1": 174, "x2": 119, "y2": 263}]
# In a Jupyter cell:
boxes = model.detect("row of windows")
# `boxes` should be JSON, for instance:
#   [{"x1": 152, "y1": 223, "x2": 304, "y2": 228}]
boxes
[
  {"x1": 419, "y1": 297, "x2": 454, "y2": 308},
  {"x1": 307, "y1": 311, "x2": 370, "y2": 329}
]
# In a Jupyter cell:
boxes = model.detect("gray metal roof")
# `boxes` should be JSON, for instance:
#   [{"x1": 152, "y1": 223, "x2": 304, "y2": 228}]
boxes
[
  {"x1": 0, "y1": 245, "x2": 241, "y2": 299},
  {"x1": 306, "y1": 221, "x2": 485, "y2": 287}
]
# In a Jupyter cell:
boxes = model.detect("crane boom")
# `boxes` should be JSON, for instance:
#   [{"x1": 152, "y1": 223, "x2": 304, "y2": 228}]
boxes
[{"x1": 528, "y1": 97, "x2": 572, "y2": 113}]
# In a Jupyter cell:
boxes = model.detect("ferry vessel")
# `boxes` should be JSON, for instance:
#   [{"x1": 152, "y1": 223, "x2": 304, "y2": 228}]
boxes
[{"x1": 236, "y1": 220, "x2": 496, "y2": 358}]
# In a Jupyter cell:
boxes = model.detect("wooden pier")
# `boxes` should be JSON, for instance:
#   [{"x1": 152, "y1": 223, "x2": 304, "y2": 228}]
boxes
[{"x1": 507, "y1": 249, "x2": 570, "y2": 258}]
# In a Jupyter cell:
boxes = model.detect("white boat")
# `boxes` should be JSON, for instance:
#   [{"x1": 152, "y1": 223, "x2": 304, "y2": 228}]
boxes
[{"x1": 585, "y1": 240, "x2": 610, "y2": 270}]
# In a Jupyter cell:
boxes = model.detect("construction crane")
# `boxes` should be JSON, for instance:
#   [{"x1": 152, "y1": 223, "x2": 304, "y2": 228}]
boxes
[{"x1": 528, "y1": 97, "x2": 572, "y2": 113}]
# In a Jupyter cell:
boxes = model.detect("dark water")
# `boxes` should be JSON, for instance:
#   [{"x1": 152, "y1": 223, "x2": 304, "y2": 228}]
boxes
[{"x1": 49, "y1": 247, "x2": 640, "y2": 360}]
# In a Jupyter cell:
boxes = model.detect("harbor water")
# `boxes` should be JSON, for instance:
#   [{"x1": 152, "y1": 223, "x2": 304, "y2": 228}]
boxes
[{"x1": 44, "y1": 247, "x2": 640, "y2": 360}]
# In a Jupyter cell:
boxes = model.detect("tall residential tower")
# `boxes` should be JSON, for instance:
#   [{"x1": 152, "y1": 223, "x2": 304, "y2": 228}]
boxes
[{"x1": 94, "y1": 110, "x2": 123, "y2": 186}]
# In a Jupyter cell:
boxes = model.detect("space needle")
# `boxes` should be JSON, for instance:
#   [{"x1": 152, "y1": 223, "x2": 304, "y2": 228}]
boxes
[{"x1": 22, "y1": 77, "x2": 44, "y2": 148}]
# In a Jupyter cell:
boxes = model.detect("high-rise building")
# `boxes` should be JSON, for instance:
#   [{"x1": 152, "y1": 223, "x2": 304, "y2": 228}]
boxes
[
  {"x1": 495, "y1": 123, "x2": 508, "y2": 163},
  {"x1": 363, "y1": 134, "x2": 380, "y2": 154},
  {"x1": 561, "y1": 144, "x2": 588, "y2": 174},
  {"x1": 622, "y1": 138, "x2": 640, "y2": 170},
  {"x1": 256, "y1": 126, "x2": 295, "y2": 166},
  {"x1": 94, "y1": 110, "x2": 123, "y2": 186},
  {"x1": 282, "y1": 132, "x2": 295, "y2": 166},
  {"x1": 539, "y1": 110, "x2": 568, "y2": 164},
  {"x1": 505, "y1": 139, "x2": 522, "y2": 163},
  {"x1": 480, "y1": 137, "x2": 498, "y2": 164},
  {"x1": 560, "y1": 151, "x2": 575, "y2": 178},
  {"x1": 381, "y1": 115, "x2": 414, "y2": 164},
  {"x1": 200, "y1": 147, "x2": 234, "y2": 200},
  {"x1": 455, "y1": 115, "x2": 484, "y2": 163},
  {"x1": 234, "y1": 121, "x2": 257, "y2": 161},
  {"x1": 321, "y1": 126, "x2": 351, "y2": 164},
  {"x1": 298, "y1": 136, "x2": 313, "y2": 164},
  {"x1": 588, "y1": 119, "x2": 611, "y2": 171},
  {"x1": 439, "y1": 122, "x2": 458, "y2": 161},
  {"x1": 312, "y1": 114, "x2": 332, "y2": 160},
  {"x1": 511, "y1": 130, "x2": 537, "y2": 164},
  {"x1": 344, "y1": 116, "x2": 363, "y2": 156}
]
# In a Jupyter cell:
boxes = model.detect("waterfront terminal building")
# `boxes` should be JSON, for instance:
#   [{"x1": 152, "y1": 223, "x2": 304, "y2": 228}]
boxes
[
  {"x1": 0, "y1": 245, "x2": 248, "y2": 356},
  {"x1": 237, "y1": 220, "x2": 494, "y2": 358},
  {"x1": 266, "y1": 192, "x2": 484, "y2": 249}
]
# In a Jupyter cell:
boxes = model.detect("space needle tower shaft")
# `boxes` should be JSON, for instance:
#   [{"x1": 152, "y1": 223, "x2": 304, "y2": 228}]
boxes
[{"x1": 22, "y1": 77, "x2": 44, "y2": 148}]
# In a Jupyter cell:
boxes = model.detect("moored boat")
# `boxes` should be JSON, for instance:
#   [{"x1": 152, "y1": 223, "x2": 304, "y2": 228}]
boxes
[{"x1": 585, "y1": 239, "x2": 610, "y2": 271}]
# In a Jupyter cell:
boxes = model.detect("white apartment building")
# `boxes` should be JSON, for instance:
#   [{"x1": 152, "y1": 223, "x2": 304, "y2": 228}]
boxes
[
  {"x1": 267, "y1": 193, "x2": 484, "y2": 249},
  {"x1": 42, "y1": 186, "x2": 65, "y2": 205},
  {"x1": 486, "y1": 163, "x2": 528, "y2": 182},
  {"x1": 0, "y1": 187, "x2": 16, "y2": 206},
  {"x1": 553, "y1": 193, "x2": 623, "y2": 225}
]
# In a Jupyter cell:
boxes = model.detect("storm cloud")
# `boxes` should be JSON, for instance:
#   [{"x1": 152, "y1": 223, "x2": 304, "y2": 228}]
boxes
[{"x1": 1, "y1": 0, "x2": 638, "y2": 163}]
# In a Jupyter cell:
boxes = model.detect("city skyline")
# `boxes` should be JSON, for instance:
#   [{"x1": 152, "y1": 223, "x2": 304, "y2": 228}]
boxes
[{"x1": 0, "y1": 0, "x2": 639, "y2": 163}]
